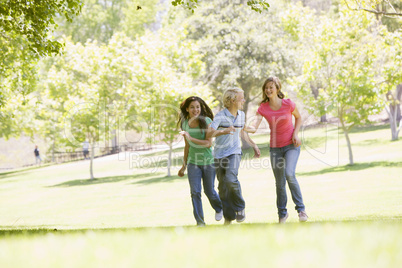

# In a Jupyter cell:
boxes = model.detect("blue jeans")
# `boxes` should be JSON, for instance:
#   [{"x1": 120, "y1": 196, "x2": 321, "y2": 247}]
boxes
[
  {"x1": 187, "y1": 163, "x2": 222, "y2": 225},
  {"x1": 214, "y1": 154, "x2": 245, "y2": 221},
  {"x1": 270, "y1": 144, "x2": 305, "y2": 218}
]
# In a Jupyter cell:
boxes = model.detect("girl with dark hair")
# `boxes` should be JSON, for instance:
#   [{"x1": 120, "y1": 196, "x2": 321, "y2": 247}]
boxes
[
  {"x1": 246, "y1": 77, "x2": 308, "y2": 224},
  {"x1": 178, "y1": 96, "x2": 223, "y2": 226}
]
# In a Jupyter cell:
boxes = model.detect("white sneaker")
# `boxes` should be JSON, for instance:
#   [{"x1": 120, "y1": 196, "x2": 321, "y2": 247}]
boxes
[
  {"x1": 215, "y1": 210, "x2": 223, "y2": 221},
  {"x1": 279, "y1": 213, "x2": 288, "y2": 224},
  {"x1": 298, "y1": 211, "x2": 308, "y2": 222}
]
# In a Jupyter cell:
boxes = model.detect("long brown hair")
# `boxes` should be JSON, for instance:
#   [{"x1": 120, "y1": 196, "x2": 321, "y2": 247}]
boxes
[
  {"x1": 260, "y1": 77, "x2": 285, "y2": 105},
  {"x1": 177, "y1": 96, "x2": 214, "y2": 133}
]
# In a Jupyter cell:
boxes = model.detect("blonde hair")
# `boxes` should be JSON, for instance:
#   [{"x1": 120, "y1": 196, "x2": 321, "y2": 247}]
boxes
[{"x1": 223, "y1": 87, "x2": 244, "y2": 108}]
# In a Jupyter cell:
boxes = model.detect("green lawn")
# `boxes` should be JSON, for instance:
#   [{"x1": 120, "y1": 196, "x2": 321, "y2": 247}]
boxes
[{"x1": 0, "y1": 124, "x2": 401, "y2": 267}]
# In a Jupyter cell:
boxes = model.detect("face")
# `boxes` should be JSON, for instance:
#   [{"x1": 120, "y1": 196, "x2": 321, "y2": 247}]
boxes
[
  {"x1": 186, "y1": 100, "x2": 201, "y2": 118},
  {"x1": 234, "y1": 92, "x2": 245, "y2": 110},
  {"x1": 264, "y1": 82, "x2": 278, "y2": 98}
]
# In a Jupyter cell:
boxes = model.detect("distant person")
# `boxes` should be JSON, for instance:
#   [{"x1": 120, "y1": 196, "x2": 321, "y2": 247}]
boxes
[
  {"x1": 206, "y1": 88, "x2": 260, "y2": 225},
  {"x1": 34, "y1": 145, "x2": 42, "y2": 166},
  {"x1": 177, "y1": 96, "x2": 223, "y2": 227},
  {"x1": 246, "y1": 77, "x2": 308, "y2": 223},
  {"x1": 83, "y1": 140, "x2": 89, "y2": 160}
]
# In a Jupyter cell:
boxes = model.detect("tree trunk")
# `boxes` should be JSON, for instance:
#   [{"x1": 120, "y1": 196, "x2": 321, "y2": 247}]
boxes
[
  {"x1": 167, "y1": 143, "x2": 172, "y2": 177},
  {"x1": 90, "y1": 138, "x2": 95, "y2": 180},
  {"x1": 386, "y1": 104, "x2": 401, "y2": 141},
  {"x1": 52, "y1": 134, "x2": 55, "y2": 162},
  {"x1": 386, "y1": 84, "x2": 402, "y2": 141},
  {"x1": 396, "y1": 84, "x2": 402, "y2": 122},
  {"x1": 341, "y1": 124, "x2": 354, "y2": 165},
  {"x1": 111, "y1": 129, "x2": 118, "y2": 154}
]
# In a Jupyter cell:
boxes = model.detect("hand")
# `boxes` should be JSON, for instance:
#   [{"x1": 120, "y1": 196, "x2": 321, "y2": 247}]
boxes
[
  {"x1": 222, "y1": 126, "x2": 236, "y2": 135},
  {"x1": 179, "y1": 131, "x2": 190, "y2": 140},
  {"x1": 178, "y1": 165, "x2": 186, "y2": 177},
  {"x1": 253, "y1": 145, "x2": 261, "y2": 158},
  {"x1": 292, "y1": 134, "x2": 301, "y2": 147}
]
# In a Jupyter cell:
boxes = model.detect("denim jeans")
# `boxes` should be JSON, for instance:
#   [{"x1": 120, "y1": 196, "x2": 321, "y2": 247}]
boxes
[
  {"x1": 214, "y1": 154, "x2": 245, "y2": 221},
  {"x1": 270, "y1": 144, "x2": 305, "y2": 218},
  {"x1": 187, "y1": 163, "x2": 223, "y2": 226}
]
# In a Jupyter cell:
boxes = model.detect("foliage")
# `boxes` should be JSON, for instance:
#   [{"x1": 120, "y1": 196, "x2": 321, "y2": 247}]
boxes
[
  {"x1": 0, "y1": 0, "x2": 82, "y2": 137},
  {"x1": 55, "y1": 0, "x2": 160, "y2": 44},
  {"x1": 0, "y1": 0, "x2": 82, "y2": 57},
  {"x1": 172, "y1": 0, "x2": 300, "y2": 116},
  {"x1": 171, "y1": 0, "x2": 270, "y2": 13},
  {"x1": 344, "y1": 0, "x2": 402, "y2": 16},
  {"x1": 378, "y1": 29, "x2": 402, "y2": 140},
  {"x1": 36, "y1": 28, "x2": 208, "y2": 176},
  {"x1": 296, "y1": 8, "x2": 384, "y2": 164}
]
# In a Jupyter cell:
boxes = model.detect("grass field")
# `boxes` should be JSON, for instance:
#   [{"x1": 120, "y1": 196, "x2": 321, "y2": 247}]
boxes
[{"x1": 0, "y1": 124, "x2": 401, "y2": 267}]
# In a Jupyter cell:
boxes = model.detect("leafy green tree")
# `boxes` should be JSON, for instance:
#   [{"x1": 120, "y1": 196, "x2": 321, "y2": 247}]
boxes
[
  {"x1": 55, "y1": 0, "x2": 160, "y2": 43},
  {"x1": 344, "y1": 0, "x2": 402, "y2": 17},
  {"x1": 173, "y1": 0, "x2": 299, "y2": 117},
  {"x1": 37, "y1": 39, "x2": 107, "y2": 179},
  {"x1": 378, "y1": 29, "x2": 402, "y2": 140},
  {"x1": 133, "y1": 30, "x2": 210, "y2": 176},
  {"x1": 298, "y1": 8, "x2": 383, "y2": 165},
  {"x1": 171, "y1": 0, "x2": 270, "y2": 13},
  {"x1": 37, "y1": 29, "x2": 207, "y2": 177},
  {"x1": 121, "y1": 0, "x2": 160, "y2": 37},
  {"x1": 0, "y1": 0, "x2": 81, "y2": 107}
]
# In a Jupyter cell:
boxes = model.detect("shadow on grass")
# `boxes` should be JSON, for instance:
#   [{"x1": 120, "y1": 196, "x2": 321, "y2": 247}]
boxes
[
  {"x1": 1, "y1": 215, "x2": 401, "y2": 237},
  {"x1": 48, "y1": 172, "x2": 165, "y2": 187},
  {"x1": 347, "y1": 124, "x2": 389, "y2": 133},
  {"x1": 354, "y1": 139, "x2": 380, "y2": 146},
  {"x1": 0, "y1": 164, "x2": 53, "y2": 179},
  {"x1": 298, "y1": 161, "x2": 402, "y2": 177},
  {"x1": 131, "y1": 175, "x2": 185, "y2": 185}
]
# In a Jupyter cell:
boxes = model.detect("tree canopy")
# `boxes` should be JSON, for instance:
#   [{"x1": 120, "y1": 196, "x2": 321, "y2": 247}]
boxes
[{"x1": 0, "y1": 0, "x2": 82, "y2": 109}]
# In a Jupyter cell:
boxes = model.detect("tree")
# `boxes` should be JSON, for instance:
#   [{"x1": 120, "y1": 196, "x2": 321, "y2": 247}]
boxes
[
  {"x1": 133, "y1": 30, "x2": 210, "y2": 176},
  {"x1": 173, "y1": 0, "x2": 299, "y2": 118},
  {"x1": 55, "y1": 0, "x2": 160, "y2": 44},
  {"x1": 171, "y1": 0, "x2": 270, "y2": 13},
  {"x1": 36, "y1": 29, "x2": 207, "y2": 177},
  {"x1": 378, "y1": 29, "x2": 402, "y2": 140},
  {"x1": 0, "y1": 0, "x2": 82, "y2": 108},
  {"x1": 344, "y1": 0, "x2": 402, "y2": 17},
  {"x1": 298, "y1": 8, "x2": 383, "y2": 165}
]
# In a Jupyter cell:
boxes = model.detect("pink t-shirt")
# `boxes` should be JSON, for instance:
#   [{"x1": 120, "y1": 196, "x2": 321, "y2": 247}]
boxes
[{"x1": 257, "y1": 99, "x2": 296, "y2": 148}]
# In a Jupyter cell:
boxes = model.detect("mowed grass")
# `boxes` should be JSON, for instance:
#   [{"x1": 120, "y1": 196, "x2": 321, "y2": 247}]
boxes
[{"x1": 0, "y1": 124, "x2": 401, "y2": 267}]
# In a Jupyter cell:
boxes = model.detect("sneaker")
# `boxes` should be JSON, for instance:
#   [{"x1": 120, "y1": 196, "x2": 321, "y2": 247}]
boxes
[
  {"x1": 235, "y1": 209, "x2": 246, "y2": 223},
  {"x1": 298, "y1": 211, "x2": 308, "y2": 222},
  {"x1": 215, "y1": 210, "x2": 223, "y2": 221},
  {"x1": 279, "y1": 213, "x2": 288, "y2": 224},
  {"x1": 224, "y1": 219, "x2": 232, "y2": 225}
]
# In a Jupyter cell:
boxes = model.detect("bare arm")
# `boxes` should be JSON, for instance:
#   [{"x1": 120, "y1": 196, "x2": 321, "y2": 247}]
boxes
[
  {"x1": 240, "y1": 129, "x2": 261, "y2": 158},
  {"x1": 243, "y1": 113, "x2": 263, "y2": 134},
  {"x1": 178, "y1": 139, "x2": 190, "y2": 177},
  {"x1": 205, "y1": 125, "x2": 235, "y2": 139},
  {"x1": 180, "y1": 130, "x2": 212, "y2": 148},
  {"x1": 292, "y1": 106, "x2": 302, "y2": 147}
]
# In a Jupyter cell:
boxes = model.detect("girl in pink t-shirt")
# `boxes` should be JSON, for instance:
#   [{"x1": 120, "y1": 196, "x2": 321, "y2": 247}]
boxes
[{"x1": 246, "y1": 77, "x2": 308, "y2": 223}]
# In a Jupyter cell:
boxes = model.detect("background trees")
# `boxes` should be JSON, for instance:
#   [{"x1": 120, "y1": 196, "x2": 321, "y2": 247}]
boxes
[
  {"x1": 0, "y1": 0, "x2": 82, "y2": 108},
  {"x1": 175, "y1": 0, "x2": 298, "y2": 117},
  {"x1": 1, "y1": 0, "x2": 401, "y2": 170},
  {"x1": 297, "y1": 8, "x2": 386, "y2": 165}
]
